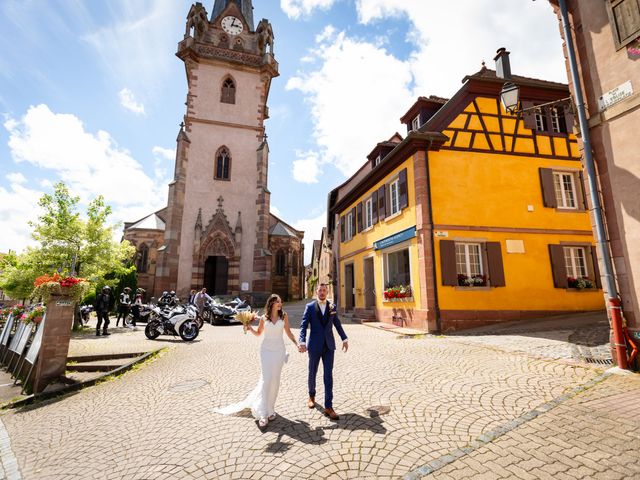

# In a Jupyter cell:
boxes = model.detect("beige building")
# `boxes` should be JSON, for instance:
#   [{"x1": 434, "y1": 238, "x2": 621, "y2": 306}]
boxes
[
  {"x1": 124, "y1": 1, "x2": 303, "y2": 302},
  {"x1": 548, "y1": 0, "x2": 640, "y2": 336}
]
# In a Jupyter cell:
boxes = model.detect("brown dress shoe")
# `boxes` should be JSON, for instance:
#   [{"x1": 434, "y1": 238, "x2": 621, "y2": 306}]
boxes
[
  {"x1": 307, "y1": 396, "x2": 315, "y2": 409},
  {"x1": 324, "y1": 407, "x2": 339, "y2": 420}
]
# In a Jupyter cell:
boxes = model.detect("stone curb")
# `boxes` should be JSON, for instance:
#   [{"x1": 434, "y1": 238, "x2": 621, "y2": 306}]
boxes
[{"x1": 0, "y1": 349, "x2": 164, "y2": 411}]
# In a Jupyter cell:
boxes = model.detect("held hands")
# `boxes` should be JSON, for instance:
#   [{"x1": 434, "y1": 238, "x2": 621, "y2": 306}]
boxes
[{"x1": 298, "y1": 344, "x2": 307, "y2": 353}]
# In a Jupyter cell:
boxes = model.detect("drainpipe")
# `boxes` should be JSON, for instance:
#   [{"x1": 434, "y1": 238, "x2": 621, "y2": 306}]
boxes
[{"x1": 558, "y1": 0, "x2": 627, "y2": 369}]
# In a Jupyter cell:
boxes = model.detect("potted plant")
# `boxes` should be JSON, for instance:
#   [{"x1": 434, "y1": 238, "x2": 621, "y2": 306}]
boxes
[
  {"x1": 567, "y1": 276, "x2": 595, "y2": 290},
  {"x1": 383, "y1": 285, "x2": 412, "y2": 300},
  {"x1": 25, "y1": 305, "x2": 46, "y2": 325},
  {"x1": 457, "y1": 274, "x2": 487, "y2": 287},
  {"x1": 31, "y1": 273, "x2": 90, "y2": 303}
]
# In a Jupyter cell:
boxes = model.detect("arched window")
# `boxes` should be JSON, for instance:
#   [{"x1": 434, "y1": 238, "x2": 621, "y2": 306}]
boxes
[
  {"x1": 215, "y1": 147, "x2": 231, "y2": 180},
  {"x1": 292, "y1": 252, "x2": 299, "y2": 276},
  {"x1": 221, "y1": 77, "x2": 236, "y2": 104},
  {"x1": 276, "y1": 250, "x2": 286, "y2": 276},
  {"x1": 136, "y1": 244, "x2": 149, "y2": 273}
]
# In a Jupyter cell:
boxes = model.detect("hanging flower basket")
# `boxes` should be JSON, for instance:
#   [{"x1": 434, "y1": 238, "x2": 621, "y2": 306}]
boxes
[{"x1": 31, "y1": 274, "x2": 90, "y2": 304}]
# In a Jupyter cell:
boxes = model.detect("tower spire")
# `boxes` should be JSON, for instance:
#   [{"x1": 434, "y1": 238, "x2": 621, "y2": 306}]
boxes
[{"x1": 212, "y1": 0, "x2": 254, "y2": 31}]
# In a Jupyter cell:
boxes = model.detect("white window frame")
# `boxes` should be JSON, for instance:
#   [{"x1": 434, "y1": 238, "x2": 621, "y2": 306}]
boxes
[
  {"x1": 389, "y1": 179, "x2": 400, "y2": 216},
  {"x1": 534, "y1": 108, "x2": 546, "y2": 132},
  {"x1": 346, "y1": 211, "x2": 354, "y2": 240},
  {"x1": 551, "y1": 107, "x2": 563, "y2": 133},
  {"x1": 411, "y1": 115, "x2": 420, "y2": 131},
  {"x1": 564, "y1": 246, "x2": 588, "y2": 278},
  {"x1": 553, "y1": 171, "x2": 577, "y2": 209},
  {"x1": 455, "y1": 242, "x2": 484, "y2": 278},
  {"x1": 374, "y1": 154, "x2": 382, "y2": 166},
  {"x1": 364, "y1": 197, "x2": 374, "y2": 230},
  {"x1": 383, "y1": 242, "x2": 412, "y2": 289}
]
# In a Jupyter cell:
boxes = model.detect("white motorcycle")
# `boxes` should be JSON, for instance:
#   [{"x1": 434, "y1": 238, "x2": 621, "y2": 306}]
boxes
[{"x1": 144, "y1": 304, "x2": 199, "y2": 341}]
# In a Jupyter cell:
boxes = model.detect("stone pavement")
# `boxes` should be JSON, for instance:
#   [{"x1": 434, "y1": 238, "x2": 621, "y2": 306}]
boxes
[{"x1": 0, "y1": 302, "x2": 638, "y2": 479}]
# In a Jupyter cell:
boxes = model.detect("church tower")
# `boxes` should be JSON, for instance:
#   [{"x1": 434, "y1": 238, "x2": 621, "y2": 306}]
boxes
[{"x1": 155, "y1": 0, "x2": 278, "y2": 298}]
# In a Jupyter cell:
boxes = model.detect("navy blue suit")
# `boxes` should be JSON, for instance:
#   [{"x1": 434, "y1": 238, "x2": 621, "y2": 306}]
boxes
[{"x1": 299, "y1": 300, "x2": 347, "y2": 408}]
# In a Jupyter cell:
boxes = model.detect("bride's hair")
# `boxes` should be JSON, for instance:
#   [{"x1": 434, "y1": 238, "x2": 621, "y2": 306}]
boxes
[{"x1": 264, "y1": 294, "x2": 284, "y2": 322}]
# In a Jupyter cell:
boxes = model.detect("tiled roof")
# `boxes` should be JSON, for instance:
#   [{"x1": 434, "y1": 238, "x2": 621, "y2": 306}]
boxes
[{"x1": 129, "y1": 213, "x2": 166, "y2": 231}]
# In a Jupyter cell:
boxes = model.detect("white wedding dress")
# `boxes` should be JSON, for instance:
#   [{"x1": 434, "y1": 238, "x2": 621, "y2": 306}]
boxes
[{"x1": 214, "y1": 318, "x2": 287, "y2": 420}]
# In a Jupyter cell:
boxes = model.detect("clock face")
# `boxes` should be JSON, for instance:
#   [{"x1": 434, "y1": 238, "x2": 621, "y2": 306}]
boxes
[{"x1": 221, "y1": 16, "x2": 243, "y2": 35}]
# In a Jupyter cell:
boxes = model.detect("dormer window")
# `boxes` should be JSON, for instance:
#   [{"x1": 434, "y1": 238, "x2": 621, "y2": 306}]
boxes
[
  {"x1": 411, "y1": 115, "x2": 420, "y2": 131},
  {"x1": 374, "y1": 154, "x2": 382, "y2": 167}
]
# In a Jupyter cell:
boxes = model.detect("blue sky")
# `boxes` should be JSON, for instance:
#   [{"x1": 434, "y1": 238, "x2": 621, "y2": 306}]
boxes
[{"x1": 0, "y1": 0, "x2": 568, "y2": 263}]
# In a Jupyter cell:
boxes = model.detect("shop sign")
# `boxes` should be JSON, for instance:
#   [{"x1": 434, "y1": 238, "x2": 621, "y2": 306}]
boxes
[
  {"x1": 374, "y1": 227, "x2": 416, "y2": 250},
  {"x1": 598, "y1": 80, "x2": 633, "y2": 111},
  {"x1": 434, "y1": 231, "x2": 449, "y2": 238}
]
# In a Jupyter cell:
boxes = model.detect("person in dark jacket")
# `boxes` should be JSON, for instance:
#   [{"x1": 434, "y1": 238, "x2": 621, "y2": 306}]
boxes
[{"x1": 95, "y1": 286, "x2": 112, "y2": 336}]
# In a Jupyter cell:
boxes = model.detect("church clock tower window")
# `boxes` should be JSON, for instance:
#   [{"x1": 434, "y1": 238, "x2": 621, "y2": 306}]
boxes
[
  {"x1": 215, "y1": 147, "x2": 231, "y2": 180},
  {"x1": 221, "y1": 77, "x2": 236, "y2": 104}
]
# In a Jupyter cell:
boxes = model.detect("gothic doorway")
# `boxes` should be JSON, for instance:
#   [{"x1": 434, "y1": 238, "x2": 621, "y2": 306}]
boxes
[{"x1": 204, "y1": 255, "x2": 228, "y2": 295}]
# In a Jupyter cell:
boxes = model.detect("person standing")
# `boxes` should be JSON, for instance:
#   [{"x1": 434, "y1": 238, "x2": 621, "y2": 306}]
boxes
[
  {"x1": 95, "y1": 286, "x2": 112, "y2": 336},
  {"x1": 131, "y1": 288, "x2": 143, "y2": 328},
  {"x1": 188, "y1": 289, "x2": 197, "y2": 306},
  {"x1": 298, "y1": 283, "x2": 348, "y2": 420},
  {"x1": 116, "y1": 287, "x2": 132, "y2": 327},
  {"x1": 194, "y1": 287, "x2": 212, "y2": 315}
]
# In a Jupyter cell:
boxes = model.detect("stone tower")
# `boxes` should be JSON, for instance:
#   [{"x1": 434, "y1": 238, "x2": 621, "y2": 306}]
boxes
[{"x1": 155, "y1": 0, "x2": 278, "y2": 298}]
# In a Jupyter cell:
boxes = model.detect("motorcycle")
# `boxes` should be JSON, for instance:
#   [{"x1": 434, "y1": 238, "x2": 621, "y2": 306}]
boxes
[
  {"x1": 124, "y1": 303, "x2": 155, "y2": 326},
  {"x1": 80, "y1": 304, "x2": 94, "y2": 325},
  {"x1": 144, "y1": 304, "x2": 200, "y2": 341}
]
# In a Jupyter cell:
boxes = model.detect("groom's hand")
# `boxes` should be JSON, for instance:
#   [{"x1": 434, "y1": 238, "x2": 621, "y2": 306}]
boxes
[
  {"x1": 342, "y1": 341, "x2": 349, "y2": 353},
  {"x1": 298, "y1": 344, "x2": 307, "y2": 353}
]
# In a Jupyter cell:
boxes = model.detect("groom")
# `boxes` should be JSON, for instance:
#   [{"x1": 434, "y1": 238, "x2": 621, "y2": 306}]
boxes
[{"x1": 298, "y1": 283, "x2": 348, "y2": 420}]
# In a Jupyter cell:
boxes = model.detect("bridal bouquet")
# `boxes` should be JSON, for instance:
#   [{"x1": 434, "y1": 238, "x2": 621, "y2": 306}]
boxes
[{"x1": 235, "y1": 310, "x2": 255, "y2": 334}]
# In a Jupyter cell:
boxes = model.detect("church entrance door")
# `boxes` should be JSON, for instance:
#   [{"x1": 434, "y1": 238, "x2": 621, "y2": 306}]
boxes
[{"x1": 204, "y1": 256, "x2": 228, "y2": 295}]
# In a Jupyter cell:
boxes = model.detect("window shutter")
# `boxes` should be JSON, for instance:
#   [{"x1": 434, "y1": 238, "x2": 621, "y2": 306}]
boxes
[
  {"x1": 440, "y1": 240, "x2": 458, "y2": 286},
  {"x1": 539, "y1": 168, "x2": 558, "y2": 208},
  {"x1": 611, "y1": 0, "x2": 640, "y2": 45},
  {"x1": 372, "y1": 191, "x2": 378, "y2": 224},
  {"x1": 378, "y1": 185, "x2": 386, "y2": 220},
  {"x1": 385, "y1": 183, "x2": 391, "y2": 216},
  {"x1": 340, "y1": 216, "x2": 345, "y2": 243},
  {"x1": 549, "y1": 244, "x2": 568, "y2": 288},
  {"x1": 522, "y1": 101, "x2": 537, "y2": 129},
  {"x1": 399, "y1": 168, "x2": 408, "y2": 209},
  {"x1": 590, "y1": 246, "x2": 602, "y2": 289},
  {"x1": 350, "y1": 207, "x2": 356, "y2": 239},
  {"x1": 486, "y1": 242, "x2": 506, "y2": 287},
  {"x1": 577, "y1": 171, "x2": 588, "y2": 211},
  {"x1": 357, "y1": 202, "x2": 363, "y2": 233}
]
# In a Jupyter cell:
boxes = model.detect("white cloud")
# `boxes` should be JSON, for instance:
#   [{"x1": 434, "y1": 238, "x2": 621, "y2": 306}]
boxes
[
  {"x1": 0, "y1": 183, "x2": 43, "y2": 253},
  {"x1": 152, "y1": 146, "x2": 175, "y2": 161},
  {"x1": 292, "y1": 152, "x2": 321, "y2": 183},
  {"x1": 270, "y1": 205, "x2": 282, "y2": 217},
  {"x1": 3, "y1": 104, "x2": 168, "y2": 251},
  {"x1": 293, "y1": 211, "x2": 327, "y2": 264},
  {"x1": 83, "y1": 1, "x2": 183, "y2": 98},
  {"x1": 287, "y1": 31, "x2": 414, "y2": 177},
  {"x1": 287, "y1": 0, "x2": 566, "y2": 178},
  {"x1": 6, "y1": 172, "x2": 26, "y2": 184},
  {"x1": 281, "y1": 0, "x2": 338, "y2": 19},
  {"x1": 119, "y1": 88, "x2": 146, "y2": 115}
]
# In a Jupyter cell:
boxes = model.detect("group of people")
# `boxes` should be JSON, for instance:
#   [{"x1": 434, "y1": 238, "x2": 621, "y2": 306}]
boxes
[
  {"x1": 214, "y1": 283, "x2": 348, "y2": 428},
  {"x1": 94, "y1": 286, "x2": 144, "y2": 337}
]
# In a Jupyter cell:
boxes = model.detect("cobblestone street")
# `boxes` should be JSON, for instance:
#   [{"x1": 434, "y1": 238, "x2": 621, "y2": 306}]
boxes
[{"x1": 1, "y1": 302, "x2": 638, "y2": 479}]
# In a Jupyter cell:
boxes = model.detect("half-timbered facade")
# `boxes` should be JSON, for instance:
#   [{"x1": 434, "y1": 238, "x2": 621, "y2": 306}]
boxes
[{"x1": 329, "y1": 66, "x2": 604, "y2": 332}]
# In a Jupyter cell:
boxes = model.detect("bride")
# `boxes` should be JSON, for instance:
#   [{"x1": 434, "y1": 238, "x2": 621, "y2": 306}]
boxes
[{"x1": 213, "y1": 294, "x2": 299, "y2": 428}]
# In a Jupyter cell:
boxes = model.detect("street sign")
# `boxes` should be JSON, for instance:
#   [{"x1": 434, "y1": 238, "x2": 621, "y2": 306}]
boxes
[
  {"x1": 373, "y1": 226, "x2": 416, "y2": 250},
  {"x1": 598, "y1": 80, "x2": 633, "y2": 111}
]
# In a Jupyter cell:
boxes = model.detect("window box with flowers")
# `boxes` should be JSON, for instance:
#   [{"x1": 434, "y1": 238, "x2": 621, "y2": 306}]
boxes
[
  {"x1": 25, "y1": 305, "x2": 46, "y2": 325},
  {"x1": 457, "y1": 274, "x2": 487, "y2": 287},
  {"x1": 567, "y1": 277, "x2": 595, "y2": 290},
  {"x1": 383, "y1": 285, "x2": 413, "y2": 302}
]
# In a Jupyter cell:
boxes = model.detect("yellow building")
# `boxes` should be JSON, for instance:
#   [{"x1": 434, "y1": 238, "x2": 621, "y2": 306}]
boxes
[{"x1": 328, "y1": 67, "x2": 604, "y2": 332}]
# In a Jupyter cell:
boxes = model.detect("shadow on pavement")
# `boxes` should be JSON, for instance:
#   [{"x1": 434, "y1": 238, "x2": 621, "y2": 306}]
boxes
[{"x1": 262, "y1": 416, "x2": 328, "y2": 450}]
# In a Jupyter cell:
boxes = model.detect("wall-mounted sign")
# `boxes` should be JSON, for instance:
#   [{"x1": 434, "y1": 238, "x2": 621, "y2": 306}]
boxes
[
  {"x1": 434, "y1": 231, "x2": 449, "y2": 238},
  {"x1": 374, "y1": 226, "x2": 416, "y2": 250},
  {"x1": 55, "y1": 299, "x2": 73, "y2": 307},
  {"x1": 241, "y1": 282, "x2": 249, "y2": 291},
  {"x1": 598, "y1": 80, "x2": 633, "y2": 111}
]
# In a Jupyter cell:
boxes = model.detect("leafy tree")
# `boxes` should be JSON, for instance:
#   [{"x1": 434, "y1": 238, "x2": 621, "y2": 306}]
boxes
[{"x1": 0, "y1": 182, "x2": 136, "y2": 302}]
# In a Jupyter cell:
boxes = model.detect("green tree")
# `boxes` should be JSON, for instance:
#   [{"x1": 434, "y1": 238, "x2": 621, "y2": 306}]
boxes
[{"x1": 0, "y1": 182, "x2": 136, "y2": 301}]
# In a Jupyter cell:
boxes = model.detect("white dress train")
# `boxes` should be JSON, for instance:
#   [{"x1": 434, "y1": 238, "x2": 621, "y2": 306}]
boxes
[{"x1": 214, "y1": 318, "x2": 287, "y2": 420}]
